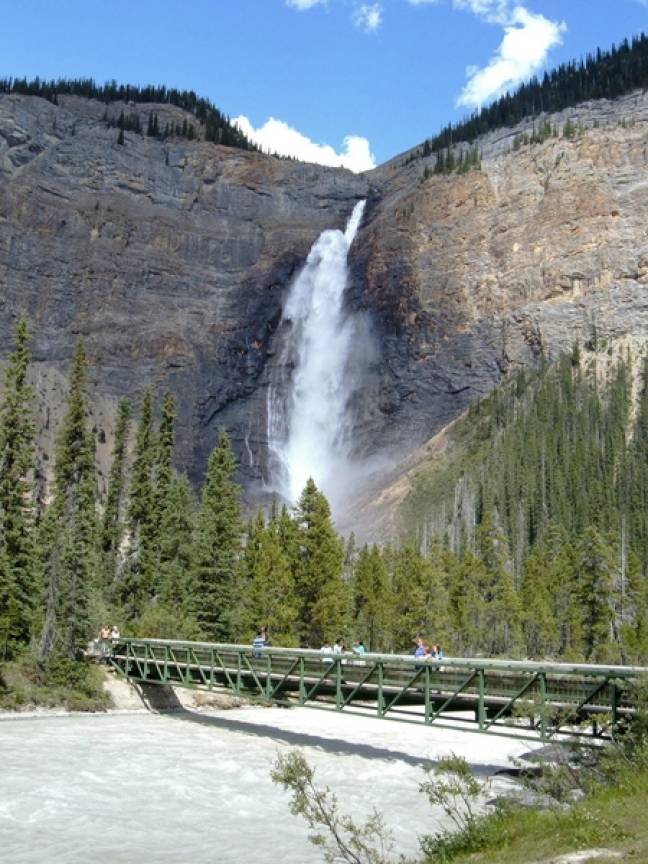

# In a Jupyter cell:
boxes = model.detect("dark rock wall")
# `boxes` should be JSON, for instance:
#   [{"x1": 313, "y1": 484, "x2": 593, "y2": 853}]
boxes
[
  {"x1": 0, "y1": 93, "x2": 366, "y2": 491},
  {"x1": 3, "y1": 89, "x2": 648, "y2": 522}
]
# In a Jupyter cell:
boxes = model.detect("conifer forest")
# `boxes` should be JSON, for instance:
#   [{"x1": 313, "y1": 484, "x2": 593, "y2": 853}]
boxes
[{"x1": 2, "y1": 321, "x2": 648, "y2": 681}]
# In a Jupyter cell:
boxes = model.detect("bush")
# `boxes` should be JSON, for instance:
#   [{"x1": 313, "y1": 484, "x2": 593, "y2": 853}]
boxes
[{"x1": 0, "y1": 653, "x2": 112, "y2": 712}]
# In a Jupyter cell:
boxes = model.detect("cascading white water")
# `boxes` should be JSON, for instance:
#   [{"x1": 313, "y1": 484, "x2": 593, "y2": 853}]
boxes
[{"x1": 268, "y1": 200, "x2": 366, "y2": 505}]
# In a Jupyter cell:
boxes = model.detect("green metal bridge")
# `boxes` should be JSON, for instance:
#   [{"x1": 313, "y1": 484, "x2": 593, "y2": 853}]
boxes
[{"x1": 108, "y1": 638, "x2": 648, "y2": 742}]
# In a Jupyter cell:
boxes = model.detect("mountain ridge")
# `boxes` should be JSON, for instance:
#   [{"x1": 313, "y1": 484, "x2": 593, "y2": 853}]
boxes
[{"x1": 2, "y1": 81, "x2": 648, "y2": 530}]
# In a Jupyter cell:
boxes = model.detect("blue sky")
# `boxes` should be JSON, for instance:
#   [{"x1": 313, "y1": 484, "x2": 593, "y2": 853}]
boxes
[{"x1": 1, "y1": 0, "x2": 646, "y2": 168}]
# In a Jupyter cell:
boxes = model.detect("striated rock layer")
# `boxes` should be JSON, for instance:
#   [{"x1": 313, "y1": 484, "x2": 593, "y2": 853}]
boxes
[
  {"x1": 2, "y1": 89, "x2": 648, "y2": 523},
  {"x1": 0, "y1": 93, "x2": 367, "y2": 493}
]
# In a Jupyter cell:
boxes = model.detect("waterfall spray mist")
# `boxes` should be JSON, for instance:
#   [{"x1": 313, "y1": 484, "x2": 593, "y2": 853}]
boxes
[{"x1": 268, "y1": 200, "x2": 367, "y2": 507}]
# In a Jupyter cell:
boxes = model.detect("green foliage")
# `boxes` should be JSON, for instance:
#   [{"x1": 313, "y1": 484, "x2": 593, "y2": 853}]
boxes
[
  {"x1": 562, "y1": 117, "x2": 577, "y2": 139},
  {"x1": 401, "y1": 344, "x2": 648, "y2": 663},
  {"x1": 119, "y1": 392, "x2": 156, "y2": 618},
  {"x1": 4, "y1": 315, "x2": 648, "y2": 720},
  {"x1": 353, "y1": 545, "x2": 391, "y2": 652},
  {"x1": 192, "y1": 430, "x2": 243, "y2": 641},
  {"x1": 0, "y1": 317, "x2": 36, "y2": 660},
  {"x1": 157, "y1": 473, "x2": 197, "y2": 615},
  {"x1": 418, "y1": 755, "x2": 494, "y2": 862},
  {"x1": 271, "y1": 750, "x2": 395, "y2": 864},
  {"x1": 100, "y1": 398, "x2": 131, "y2": 587},
  {"x1": 421, "y1": 754, "x2": 487, "y2": 834},
  {"x1": 413, "y1": 33, "x2": 648, "y2": 162},
  {"x1": 0, "y1": 655, "x2": 110, "y2": 712},
  {"x1": 0, "y1": 76, "x2": 256, "y2": 151},
  {"x1": 293, "y1": 478, "x2": 347, "y2": 646},
  {"x1": 40, "y1": 341, "x2": 97, "y2": 661},
  {"x1": 241, "y1": 507, "x2": 298, "y2": 645}
]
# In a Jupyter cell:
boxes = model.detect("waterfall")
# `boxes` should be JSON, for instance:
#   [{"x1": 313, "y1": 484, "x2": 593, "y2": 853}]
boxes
[{"x1": 268, "y1": 200, "x2": 366, "y2": 506}]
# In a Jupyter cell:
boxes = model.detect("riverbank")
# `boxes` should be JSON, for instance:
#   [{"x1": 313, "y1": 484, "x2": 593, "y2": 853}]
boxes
[
  {"x1": 0, "y1": 662, "x2": 248, "y2": 718},
  {"x1": 0, "y1": 657, "x2": 111, "y2": 713},
  {"x1": 435, "y1": 770, "x2": 648, "y2": 864}
]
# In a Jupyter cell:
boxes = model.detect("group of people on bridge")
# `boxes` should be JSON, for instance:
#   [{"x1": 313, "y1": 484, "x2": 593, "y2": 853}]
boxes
[
  {"x1": 251, "y1": 629, "x2": 444, "y2": 662},
  {"x1": 414, "y1": 636, "x2": 444, "y2": 661},
  {"x1": 320, "y1": 638, "x2": 366, "y2": 657},
  {"x1": 91, "y1": 624, "x2": 121, "y2": 658}
]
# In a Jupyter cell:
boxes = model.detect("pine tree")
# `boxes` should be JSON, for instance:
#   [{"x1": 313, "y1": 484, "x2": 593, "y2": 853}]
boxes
[
  {"x1": 577, "y1": 526, "x2": 618, "y2": 661},
  {"x1": 448, "y1": 552, "x2": 488, "y2": 656},
  {"x1": 100, "y1": 399, "x2": 131, "y2": 584},
  {"x1": 293, "y1": 479, "x2": 346, "y2": 646},
  {"x1": 40, "y1": 341, "x2": 97, "y2": 661},
  {"x1": 0, "y1": 317, "x2": 36, "y2": 659},
  {"x1": 152, "y1": 393, "x2": 175, "y2": 544},
  {"x1": 353, "y1": 545, "x2": 391, "y2": 652},
  {"x1": 191, "y1": 430, "x2": 243, "y2": 642},
  {"x1": 242, "y1": 510, "x2": 298, "y2": 646},
  {"x1": 158, "y1": 473, "x2": 197, "y2": 620},
  {"x1": 620, "y1": 550, "x2": 648, "y2": 663},
  {"x1": 119, "y1": 393, "x2": 156, "y2": 619},
  {"x1": 520, "y1": 547, "x2": 560, "y2": 658},
  {"x1": 387, "y1": 546, "x2": 436, "y2": 653},
  {"x1": 478, "y1": 511, "x2": 523, "y2": 655}
]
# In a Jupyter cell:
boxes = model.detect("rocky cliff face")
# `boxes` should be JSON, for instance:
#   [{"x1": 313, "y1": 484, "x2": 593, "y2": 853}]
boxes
[
  {"x1": 346, "y1": 90, "x2": 648, "y2": 534},
  {"x1": 2, "y1": 89, "x2": 648, "y2": 523},
  {"x1": 0, "y1": 92, "x2": 367, "y2": 493}
]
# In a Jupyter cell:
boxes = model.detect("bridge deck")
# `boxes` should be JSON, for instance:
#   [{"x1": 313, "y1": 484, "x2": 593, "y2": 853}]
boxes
[{"x1": 109, "y1": 638, "x2": 648, "y2": 742}]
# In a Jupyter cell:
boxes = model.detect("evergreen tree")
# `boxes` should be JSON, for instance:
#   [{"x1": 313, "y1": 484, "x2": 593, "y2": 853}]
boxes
[
  {"x1": 158, "y1": 473, "x2": 197, "y2": 622},
  {"x1": 0, "y1": 317, "x2": 36, "y2": 659},
  {"x1": 293, "y1": 479, "x2": 346, "y2": 646},
  {"x1": 152, "y1": 393, "x2": 175, "y2": 543},
  {"x1": 448, "y1": 552, "x2": 488, "y2": 656},
  {"x1": 478, "y1": 511, "x2": 523, "y2": 655},
  {"x1": 620, "y1": 550, "x2": 648, "y2": 663},
  {"x1": 119, "y1": 393, "x2": 156, "y2": 618},
  {"x1": 191, "y1": 430, "x2": 243, "y2": 641},
  {"x1": 100, "y1": 399, "x2": 131, "y2": 584},
  {"x1": 577, "y1": 526, "x2": 618, "y2": 661},
  {"x1": 387, "y1": 546, "x2": 437, "y2": 653},
  {"x1": 520, "y1": 546, "x2": 560, "y2": 658},
  {"x1": 353, "y1": 545, "x2": 391, "y2": 652},
  {"x1": 40, "y1": 341, "x2": 97, "y2": 661},
  {"x1": 242, "y1": 510, "x2": 298, "y2": 646}
]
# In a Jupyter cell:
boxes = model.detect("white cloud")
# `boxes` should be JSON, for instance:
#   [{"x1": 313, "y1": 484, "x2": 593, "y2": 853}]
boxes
[
  {"x1": 233, "y1": 115, "x2": 376, "y2": 173},
  {"x1": 285, "y1": 0, "x2": 326, "y2": 9},
  {"x1": 407, "y1": 0, "x2": 440, "y2": 5},
  {"x1": 453, "y1": 0, "x2": 511, "y2": 24},
  {"x1": 352, "y1": 3, "x2": 383, "y2": 32},
  {"x1": 457, "y1": 5, "x2": 566, "y2": 108}
]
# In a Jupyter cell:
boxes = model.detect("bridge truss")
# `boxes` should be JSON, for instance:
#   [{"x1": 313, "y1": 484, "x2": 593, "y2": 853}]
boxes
[{"x1": 108, "y1": 638, "x2": 647, "y2": 742}]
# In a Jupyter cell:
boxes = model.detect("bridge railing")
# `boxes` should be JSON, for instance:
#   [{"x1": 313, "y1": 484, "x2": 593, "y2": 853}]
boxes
[{"x1": 108, "y1": 637, "x2": 648, "y2": 742}]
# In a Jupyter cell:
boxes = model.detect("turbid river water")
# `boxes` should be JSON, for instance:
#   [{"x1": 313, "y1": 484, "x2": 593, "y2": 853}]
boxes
[{"x1": 0, "y1": 706, "x2": 536, "y2": 863}]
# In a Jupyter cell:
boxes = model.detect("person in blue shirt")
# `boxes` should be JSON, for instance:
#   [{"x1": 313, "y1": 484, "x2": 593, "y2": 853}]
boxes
[
  {"x1": 252, "y1": 628, "x2": 266, "y2": 658},
  {"x1": 414, "y1": 637, "x2": 428, "y2": 659}
]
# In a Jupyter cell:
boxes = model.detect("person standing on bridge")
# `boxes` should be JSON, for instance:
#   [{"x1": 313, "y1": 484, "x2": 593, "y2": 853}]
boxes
[
  {"x1": 253, "y1": 629, "x2": 266, "y2": 659},
  {"x1": 414, "y1": 637, "x2": 427, "y2": 659}
]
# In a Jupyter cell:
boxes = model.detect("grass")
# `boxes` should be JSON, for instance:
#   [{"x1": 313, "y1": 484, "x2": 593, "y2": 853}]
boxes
[
  {"x1": 0, "y1": 654, "x2": 112, "y2": 712},
  {"x1": 423, "y1": 769, "x2": 648, "y2": 864}
]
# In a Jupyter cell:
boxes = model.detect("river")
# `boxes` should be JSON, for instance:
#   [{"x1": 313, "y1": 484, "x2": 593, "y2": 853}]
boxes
[{"x1": 0, "y1": 705, "x2": 536, "y2": 863}]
